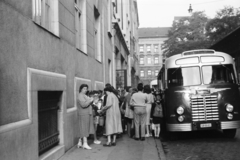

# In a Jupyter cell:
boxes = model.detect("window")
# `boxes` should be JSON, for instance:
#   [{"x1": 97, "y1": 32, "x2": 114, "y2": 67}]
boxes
[
  {"x1": 155, "y1": 70, "x2": 158, "y2": 76},
  {"x1": 139, "y1": 45, "x2": 144, "y2": 53},
  {"x1": 154, "y1": 57, "x2": 159, "y2": 64},
  {"x1": 148, "y1": 70, "x2": 151, "y2": 76},
  {"x1": 168, "y1": 67, "x2": 201, "y2": 87},
  {"x1": 147, "y1": 57, "x2": 151, "y2": 64},
  {"x1": 139, "y1": 57, "x2": 144, "y2": 65},
  {"x1": 140, "y1": 70, "x2": 144, "y2": 77},
  {"x1": 75, "y1": 0, "x2": 87, "y2": 52},
  {"x1": 107, "y1": 0, "x2": 112, "y2": 36},
  {"x1": 154, "y1": 45, "x2": 159, "y2": 53},
  {"x1": 202, "y1": 65, "x2": 236, "y2": 84},
  {"x1": 147, "y1": 45, "x2": 151, "y2": 52},
  {"x1": 94, "y1": 5, "x2": 101, "y2": 62},
  {"x1": 32, "y1": 0, "x2": 59, "y2": 36}
]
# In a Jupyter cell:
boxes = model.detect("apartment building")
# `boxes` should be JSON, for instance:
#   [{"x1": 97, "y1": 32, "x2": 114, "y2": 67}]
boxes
[
  {"x1": 0, "y1": 0, "x2": 139, "y2": 159},
  {"x1": 138, "y1": 27, "x2": 170, "y2": 86}
]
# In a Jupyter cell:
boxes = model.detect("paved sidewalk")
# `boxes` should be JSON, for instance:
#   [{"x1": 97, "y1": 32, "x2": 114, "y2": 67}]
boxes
[{"x1": 59, "y1": 134, "x2": 166, "y2": 160}]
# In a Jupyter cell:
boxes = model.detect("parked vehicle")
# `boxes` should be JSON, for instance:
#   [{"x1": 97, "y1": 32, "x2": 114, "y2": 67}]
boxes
[{"x1": 158, "y1": 49, "x2": 240, "y2": 138}]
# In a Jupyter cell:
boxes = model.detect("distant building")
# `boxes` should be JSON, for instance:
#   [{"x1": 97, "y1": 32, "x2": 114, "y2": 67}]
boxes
[{"x1": 138, "y1": 27, "x2": 171, "y2": 86}]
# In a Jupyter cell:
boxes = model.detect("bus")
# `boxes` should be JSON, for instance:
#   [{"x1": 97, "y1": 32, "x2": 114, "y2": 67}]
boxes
[{"x1": 158, "y1": 49, "x2": 240, "y2": 138}]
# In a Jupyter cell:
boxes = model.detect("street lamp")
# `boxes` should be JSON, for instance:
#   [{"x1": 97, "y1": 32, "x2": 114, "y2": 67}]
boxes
[{"x1": 188, "y1": 4, "x2": 193, "y2": 13}]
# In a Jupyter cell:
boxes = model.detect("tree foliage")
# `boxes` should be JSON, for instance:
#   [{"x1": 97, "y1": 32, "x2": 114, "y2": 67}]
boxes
[
  {"x1": 163, "y1": 11, "x2": 210, "y2": 58},
  {"x1": 205, "y1": 6, "x2": 240, "y2": 44}
]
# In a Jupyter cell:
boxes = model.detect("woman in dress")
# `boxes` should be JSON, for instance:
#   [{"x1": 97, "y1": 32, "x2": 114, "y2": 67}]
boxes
[
  {"x1": 99, "y1": 87, "x2": 123, "y2": 146},
  {"x1": 144, "y1": 85, "x2": 155, "y2": 137},
  {"x1": 77, "y1": 84, "x2": 94, "y2": 149}
]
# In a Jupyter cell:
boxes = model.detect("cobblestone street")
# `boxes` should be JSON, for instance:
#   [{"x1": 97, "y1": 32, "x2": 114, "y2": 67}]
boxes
[{"x1": 163, "y1": 129, "x2": 240, "y2": 160}]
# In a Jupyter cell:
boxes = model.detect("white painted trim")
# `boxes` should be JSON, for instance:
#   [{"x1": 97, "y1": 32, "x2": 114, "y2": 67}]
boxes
[
  {"x1": 95, "y1": 81, "x2": 104, "y2": 90},
  {"x1": 0, "y1": 68, "x2": 66, "y2": 133},
  {"x1": 67, "y1": 77, "x2": 91, "y2": 113},
  {"x1": 0, "y1": 119, "x2": 31, "y2": 133}
]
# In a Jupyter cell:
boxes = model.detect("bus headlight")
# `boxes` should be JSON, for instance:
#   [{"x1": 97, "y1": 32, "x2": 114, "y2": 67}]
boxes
[
  {"x1": 176, "y1": 106, "x2": 184, "y2": 115},
  {"x1": 226, "y1": 104, "x2": 234, "y2": 112},
  {"x1": 227, "y1": 113, "x2": 233, "y2": 120},
  {"x1": 178, "y1": 116, "x2": 184, "y2": 122}
]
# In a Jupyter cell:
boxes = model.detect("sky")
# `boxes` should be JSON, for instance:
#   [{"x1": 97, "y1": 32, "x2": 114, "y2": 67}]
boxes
[{"x1": 137, "y1": 0, "x2": 240, "y2": 28}]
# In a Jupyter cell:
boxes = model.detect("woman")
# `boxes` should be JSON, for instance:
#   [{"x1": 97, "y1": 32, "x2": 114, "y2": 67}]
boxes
[
  {"x1": 122, "y1": 87, "x2": 134, "y2": 137},
  {"x1": 144, "y1": 85, "x2": 155, "y2": 137},
  {"x1": 99, "y1": 87, "x2": 123, "y2": 146},
  {"x1": 77, "y1": 84, "x2": 94, "y2": 150}
]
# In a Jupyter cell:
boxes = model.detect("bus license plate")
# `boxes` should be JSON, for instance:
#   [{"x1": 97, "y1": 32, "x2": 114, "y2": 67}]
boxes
[{"x1": 200, "y1": 123, "x2": 212, "y2": 128}]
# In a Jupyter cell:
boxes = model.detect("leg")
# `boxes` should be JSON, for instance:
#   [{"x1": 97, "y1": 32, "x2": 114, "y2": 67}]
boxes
[
  {"x1": 140, "y1": 112, "x2": 147, "y2": 139},
  {"x1": 146, "y1": 125, "x2": 150, "y2": 137},
  {"x1": 93, "y1": 124, "x2": 101, "y2": 144},
  {"x1": 134, "y1": 112, "x2": 140, "y2": 139},
  {"x1": 77, "y1": 138, "x2": 82, "y2": 148},
  {"x1": 82, "y1": 137, "x2": 92, "y2": 149}
]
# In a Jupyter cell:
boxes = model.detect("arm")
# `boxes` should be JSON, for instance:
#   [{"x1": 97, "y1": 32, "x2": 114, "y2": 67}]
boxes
[
  {"x1": 77, "y1": 94, "x2": 92, "y2": 108},
  {"x1": 101, "y1": 94, "x2": 113, "y2": 112}
]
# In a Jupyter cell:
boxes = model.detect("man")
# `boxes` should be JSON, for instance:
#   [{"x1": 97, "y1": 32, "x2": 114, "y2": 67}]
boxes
[{"x1": 130, "y1": 83, "x2": 148, "y2": 141}]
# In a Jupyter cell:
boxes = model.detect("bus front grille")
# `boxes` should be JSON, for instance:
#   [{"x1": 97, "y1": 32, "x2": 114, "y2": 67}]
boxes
[{"x1": 190, "y1": 95, "x2": 219, "y2": 121}]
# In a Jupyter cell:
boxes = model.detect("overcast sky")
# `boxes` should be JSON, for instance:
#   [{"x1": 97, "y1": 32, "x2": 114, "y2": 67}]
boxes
[{"x1": 137, "y1": 0, "x2": 240, "y2": 28}]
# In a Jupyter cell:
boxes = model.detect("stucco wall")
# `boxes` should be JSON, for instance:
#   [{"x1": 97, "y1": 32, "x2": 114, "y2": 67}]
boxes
[{"x1": 0, "y1": 0, "x2": 111, "y2": 159}]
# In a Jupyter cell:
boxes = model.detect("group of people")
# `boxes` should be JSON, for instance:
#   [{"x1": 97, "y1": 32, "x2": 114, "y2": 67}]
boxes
[{"x1": 76, "y1": 82, "x2": 164, "y2": 150}]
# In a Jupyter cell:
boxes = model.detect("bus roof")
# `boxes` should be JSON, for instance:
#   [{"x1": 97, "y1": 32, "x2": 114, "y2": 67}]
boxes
[{"x1": 165, "y1": 49, "x2": 234, "y2": 68}]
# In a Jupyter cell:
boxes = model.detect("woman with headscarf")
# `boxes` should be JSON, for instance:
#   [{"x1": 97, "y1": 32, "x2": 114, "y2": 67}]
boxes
[
  {"x1": 98, "y1": 87, "x2": 123, "y2": 146},
  {"x1": 77, "y1": 84, "x2": 94, "y2": 150}
]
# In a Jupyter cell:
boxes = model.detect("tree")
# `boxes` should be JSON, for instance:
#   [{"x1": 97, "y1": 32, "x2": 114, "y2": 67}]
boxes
[
  {"x1": 205, "y1": 6, "x2": 240, "y2": 44},
  {"x1": 163, "y1": 11, "x2": 210, "y2": 58}
]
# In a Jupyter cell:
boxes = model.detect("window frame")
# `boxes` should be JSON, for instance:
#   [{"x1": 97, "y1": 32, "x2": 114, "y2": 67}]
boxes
[{"x1": 32, "y1": 0, "x2": 59, "y2": 36}]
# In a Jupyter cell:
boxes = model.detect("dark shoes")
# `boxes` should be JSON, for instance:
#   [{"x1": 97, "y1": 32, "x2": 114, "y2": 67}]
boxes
[
  {"x1": 141, "y1": 137, "x2": 145, "y2": 141},
  {"x1": 134, "y1": 137, "x2": 140, "y2": 141},
  {"x1": 103, "y1": 142, "x2": 112, "y2": 147},
  {"x1": 112, "y1": 142, "x2": 116, "y2": 146}
]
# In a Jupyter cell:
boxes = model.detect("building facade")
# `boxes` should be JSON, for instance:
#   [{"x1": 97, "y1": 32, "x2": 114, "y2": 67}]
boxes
[
  {"x1": 0, "y1": 0, "x2": 139, "y2": 160},
  {"x1": 138, "y1": 27, "x2": 170, "y2": 86}
]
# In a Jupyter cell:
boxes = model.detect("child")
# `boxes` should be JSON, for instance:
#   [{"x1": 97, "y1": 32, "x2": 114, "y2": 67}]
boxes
[
  {"x1": 92, "y1": 91, "x2": 102, "y2": 144},
  {"x1": 151, "y1": 94, "x2": 163, "y2": 138}
]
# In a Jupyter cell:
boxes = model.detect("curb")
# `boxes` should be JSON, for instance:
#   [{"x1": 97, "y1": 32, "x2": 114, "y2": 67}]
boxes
[{"x1": 154, "y1": 138, "x2": 167, "y2": 160}]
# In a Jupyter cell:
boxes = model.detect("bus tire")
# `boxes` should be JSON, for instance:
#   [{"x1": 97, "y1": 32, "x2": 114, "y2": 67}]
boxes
[{"x1": 223, "y1": 129, "x2": 236, "y2": 138}]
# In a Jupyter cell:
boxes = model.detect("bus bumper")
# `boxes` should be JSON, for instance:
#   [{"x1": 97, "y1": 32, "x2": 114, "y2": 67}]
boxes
[
  {"x1": 221, "y1": 121, "x2": 240, "y2": 129},
  {"x1": 167, "y1": 123, "x2": 192, "y2": 131},
  {"x1": 167, "y1": 121, "x2": 240, "y2": 131}
]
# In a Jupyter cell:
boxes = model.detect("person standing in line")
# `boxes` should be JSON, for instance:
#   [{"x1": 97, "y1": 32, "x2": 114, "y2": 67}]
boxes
[
  {"x1": 130, "y1": 83, "x2": 148, "y2": 141},
  {"x1": 121, "y1": 87, "x2": 134, "y2": 137},
  {"x1": 77, "y1": 84, "x2": 94, "y2": 150},
  {"x1": 98, "y1": 87, "x2": 123, "y2": 146},
  {"x1": 91, "y1": 91, "x2": 102, "y2": 144},
  {"x1": 151, "y1": 93, "x2": 164, "y2": 138},
  {"x1": 143, "y1": 85, "x2": 155, "y2": 137}
]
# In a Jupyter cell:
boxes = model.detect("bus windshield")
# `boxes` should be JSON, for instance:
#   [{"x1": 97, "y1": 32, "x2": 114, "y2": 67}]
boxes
[
  {"x1": 168, "y1": 67, "x2": 201, "y2": 87},
  {"x1": 202, "y1": 64, "x2": 236, "y2": 84}
]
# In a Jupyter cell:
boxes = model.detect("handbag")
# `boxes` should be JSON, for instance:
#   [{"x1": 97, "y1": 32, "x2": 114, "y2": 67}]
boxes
[{"x1": 153, "y1": 103, "x2": 163, "y2": 118}]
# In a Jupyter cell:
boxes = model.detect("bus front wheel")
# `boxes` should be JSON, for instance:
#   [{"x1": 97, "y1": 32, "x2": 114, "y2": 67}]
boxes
[{"x1": 223, "y1": 129, "x2": 236, "y2": 138}]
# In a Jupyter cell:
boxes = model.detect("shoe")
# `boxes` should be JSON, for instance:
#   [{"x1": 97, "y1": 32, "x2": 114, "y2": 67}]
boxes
[
  {"x1": 94, "y1": 140, "x2": 101, "y2": 144},
  {"x1": 103, "y1": 142, "x2": 112, "y2": 147},
  {"x1": 112, "y1": 142, "x2": 116, "y2": 146},
  {"x1": 134, "y1": 137, "x2": 140, "y2": 141},
  {"x1": 145, "y1": 134, "x2": 150, "y2": 137},
  {"x1": 77, "y1": 139, "x2": 82, "y2": 148},
  {"x1": 82, "y1": 143, "x2": 92, "y2": 150},
  {"x1": 141, "y1": 137, "x2": 145, "y2": 141}
]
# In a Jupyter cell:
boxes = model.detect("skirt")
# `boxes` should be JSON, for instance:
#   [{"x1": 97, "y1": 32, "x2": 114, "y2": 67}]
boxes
[{"x1": 79, "y1": 114, "x2": 94, "y2": 138}]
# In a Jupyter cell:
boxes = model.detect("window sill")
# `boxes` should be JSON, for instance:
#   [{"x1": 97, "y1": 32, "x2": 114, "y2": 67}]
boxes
[
  {"x1": 33, "y1": 21, "x2": 60, "y2": 39},
  {"x1": 76, "y1": 48, "x2": 88, "y2": 55}
]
